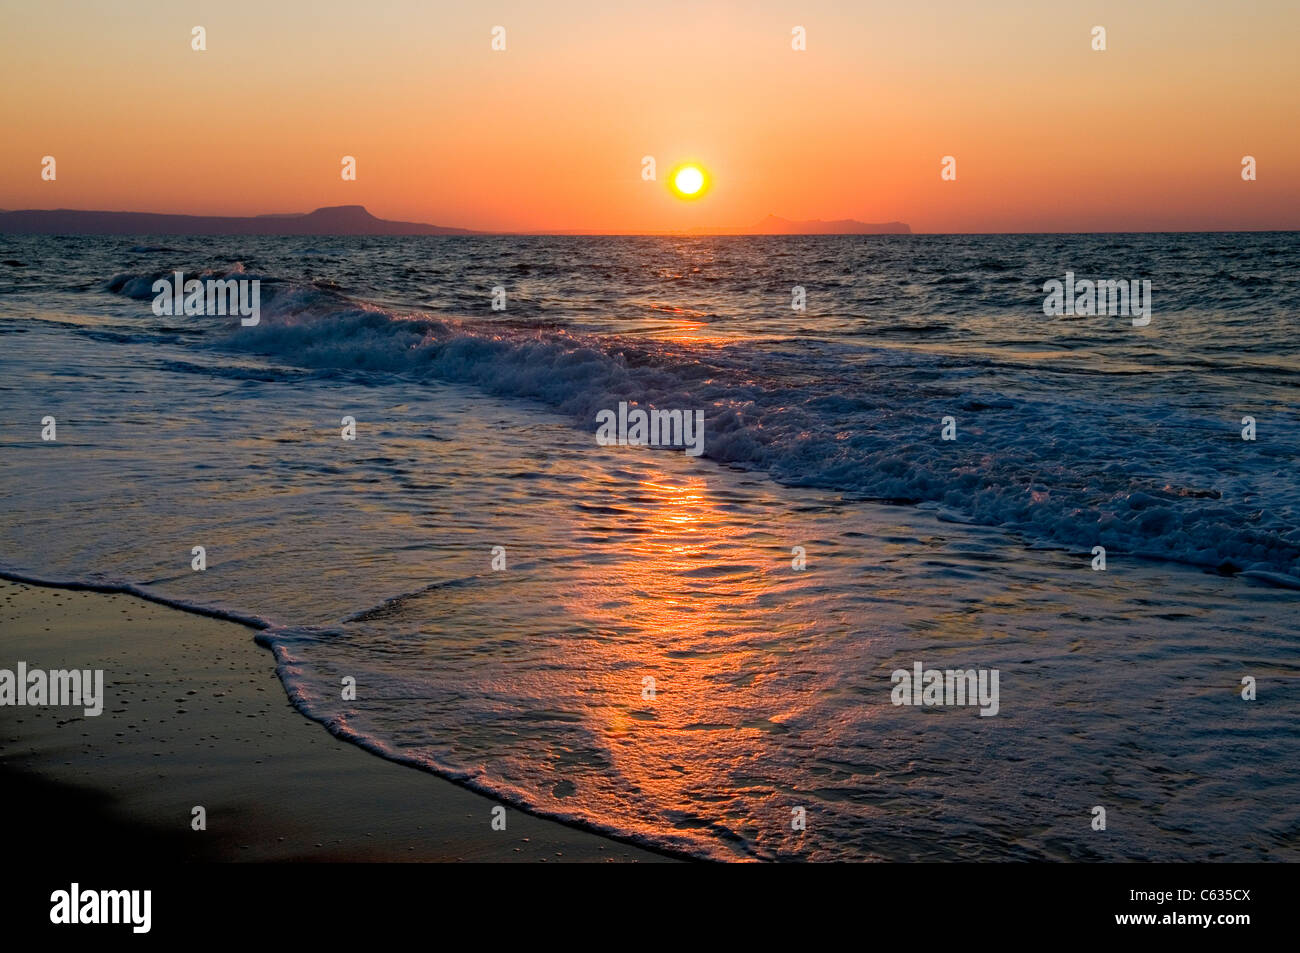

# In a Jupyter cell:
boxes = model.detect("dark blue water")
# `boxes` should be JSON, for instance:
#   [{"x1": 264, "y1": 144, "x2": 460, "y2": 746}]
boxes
[{"x1": 1, "y1": 233, "x2": 1296, "y2": 860}]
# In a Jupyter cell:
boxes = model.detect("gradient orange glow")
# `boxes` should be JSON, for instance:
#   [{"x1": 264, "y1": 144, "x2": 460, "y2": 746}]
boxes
[{"x1": 2, "y1": 0, "x2": 1297, "y2": 232}]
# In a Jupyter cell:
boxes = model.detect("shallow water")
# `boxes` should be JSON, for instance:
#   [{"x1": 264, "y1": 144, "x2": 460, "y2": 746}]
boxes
[{"x1": 1, "y1": 233, "x2": 1296, "y2": 859}]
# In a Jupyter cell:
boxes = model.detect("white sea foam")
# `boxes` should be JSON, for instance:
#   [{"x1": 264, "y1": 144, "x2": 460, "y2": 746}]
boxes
[
  {"x1": 143, "y1": 267, "x2": 1299, "y2": 585},
  {"x1": 2, "y1": 234, "x2": 1295, "y2": 861}
]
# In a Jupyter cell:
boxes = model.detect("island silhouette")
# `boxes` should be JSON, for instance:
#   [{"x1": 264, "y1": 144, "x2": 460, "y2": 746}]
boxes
[{"x1": 0, "y1": 205, "x2": 910, "y2": 236}]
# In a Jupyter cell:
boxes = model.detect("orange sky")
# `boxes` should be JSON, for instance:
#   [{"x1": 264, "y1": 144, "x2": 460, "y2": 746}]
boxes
[{"x1": 2, "y1": 0, "x2": 1297, "y2": 232}]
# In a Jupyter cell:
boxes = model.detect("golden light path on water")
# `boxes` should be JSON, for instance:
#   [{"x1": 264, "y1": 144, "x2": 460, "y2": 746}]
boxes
[{"x1": 3, "y1": 231, "x2": 1296, "y2": 861}]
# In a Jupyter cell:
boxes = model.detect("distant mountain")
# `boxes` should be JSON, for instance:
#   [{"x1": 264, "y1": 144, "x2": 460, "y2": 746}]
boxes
[
  {"x1": 0, "y1": 205, "x2": 911, "y2": 236},
  {"x1": 694, "y1": 215, "x2": 911, "y2": 235},
  {"x1": 0, "y1": 205, "x2": 477, "y2": 236}
]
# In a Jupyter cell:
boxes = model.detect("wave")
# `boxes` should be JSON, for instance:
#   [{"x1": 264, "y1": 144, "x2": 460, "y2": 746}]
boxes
[
  {"x1": 103, "y1": 267, "x2": 1300, "y2": 585},
  {"x1": 0, "y1": 568, "x2": 710, "y2": 859},
  {"x1": 260, "y1": 629, "x2": 727, "y2": 860}
]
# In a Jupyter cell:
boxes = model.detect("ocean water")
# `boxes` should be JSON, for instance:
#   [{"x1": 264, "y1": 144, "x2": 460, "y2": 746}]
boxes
[{"x1": 0, "y1": 232, "x2": 1297, "y2": 860}]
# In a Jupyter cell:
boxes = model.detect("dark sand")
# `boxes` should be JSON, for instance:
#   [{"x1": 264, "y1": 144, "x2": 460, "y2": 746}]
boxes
[{"x1": 0, "y1": 580, "x2": 673, "y2": 862}]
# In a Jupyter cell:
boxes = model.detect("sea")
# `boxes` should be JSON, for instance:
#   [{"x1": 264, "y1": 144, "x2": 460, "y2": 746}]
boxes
[{"x1": 1, "y1": 232, "x2": 1297, "y2": 860}]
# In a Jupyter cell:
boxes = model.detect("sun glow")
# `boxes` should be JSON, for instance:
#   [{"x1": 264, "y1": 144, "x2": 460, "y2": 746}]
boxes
[{"x1": 670, "y1": 163, "x2": 708, "y2": 199}]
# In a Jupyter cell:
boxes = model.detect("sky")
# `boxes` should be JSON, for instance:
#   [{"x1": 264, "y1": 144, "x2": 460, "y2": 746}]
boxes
[{"x1": 2, "y1": 0, "x2": 1298, "y2": 232}]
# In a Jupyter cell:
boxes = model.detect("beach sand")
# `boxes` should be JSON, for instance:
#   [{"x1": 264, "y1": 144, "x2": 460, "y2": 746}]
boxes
[{"x1": 0, "y1": 580, "x2": 672, "y2": 862}]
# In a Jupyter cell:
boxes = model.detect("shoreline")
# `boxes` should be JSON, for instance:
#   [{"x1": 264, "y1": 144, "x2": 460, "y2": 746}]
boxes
[{"x1": 0, "y1": 578, "x2": 676, "y2": 863}]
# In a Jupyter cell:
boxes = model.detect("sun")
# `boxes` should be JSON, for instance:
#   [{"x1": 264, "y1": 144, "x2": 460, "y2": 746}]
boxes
[
  {"x1": 675, "y1": 166, "x2": 704, "y2": 195},
  {"x1": 669, "y1": 163, "x2": 709, "y2": 200}
]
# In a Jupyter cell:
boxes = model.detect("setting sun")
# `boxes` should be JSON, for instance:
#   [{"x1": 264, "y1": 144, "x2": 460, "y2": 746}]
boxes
[
  {"x1": 670, "y1": 164, "x2": 708, "y2": 200},
  {"x1": 1, "y1": 0, "x2": 1297, "y2": 889}
]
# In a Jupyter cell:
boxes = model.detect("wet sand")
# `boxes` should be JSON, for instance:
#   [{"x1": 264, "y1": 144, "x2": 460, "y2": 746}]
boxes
[{"x1": 0, "y1": 580, "x2": 673, "y2": 862}]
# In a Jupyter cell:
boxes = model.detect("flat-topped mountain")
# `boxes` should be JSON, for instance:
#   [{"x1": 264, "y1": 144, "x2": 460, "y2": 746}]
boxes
[
  {"x1": 0, "y1": 206, "x2": 911, "y2": 236},
  {"x1": 0, "y1": 205, "x2": 477, "y2": 236}
]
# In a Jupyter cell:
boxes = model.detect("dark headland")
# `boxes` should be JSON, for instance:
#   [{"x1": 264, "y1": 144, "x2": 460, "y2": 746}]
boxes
[
  {"x1": 0, "y1": 204, "x2": 477, "y2": 236},
  {"x1": 0, "y1": 205, "x2": 911, "y2": 236}
]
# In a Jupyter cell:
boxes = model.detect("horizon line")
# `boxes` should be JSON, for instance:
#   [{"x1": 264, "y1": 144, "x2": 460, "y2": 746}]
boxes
[{"x1": 0, "y1": 204, "x2": 1295, "y2": 236}]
